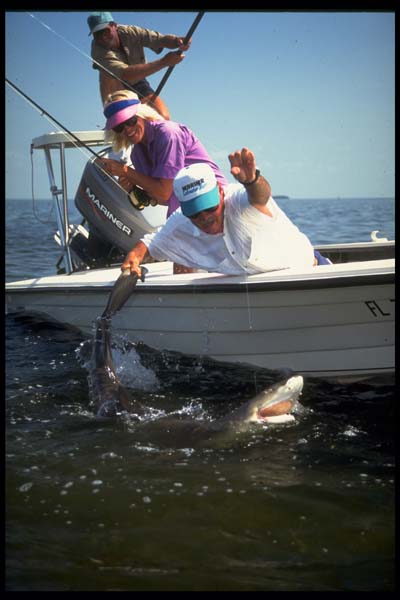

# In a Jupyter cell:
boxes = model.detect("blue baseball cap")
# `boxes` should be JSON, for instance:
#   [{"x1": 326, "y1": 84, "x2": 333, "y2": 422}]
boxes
[{"x1": 87, "y1": 12, "x2": 114, "y2": 36}]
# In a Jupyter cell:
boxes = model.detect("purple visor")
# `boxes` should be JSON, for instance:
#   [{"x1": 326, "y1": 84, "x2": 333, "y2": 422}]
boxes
[{"x1": 104, "y1": 98, "x2": 140, "y2": 130}]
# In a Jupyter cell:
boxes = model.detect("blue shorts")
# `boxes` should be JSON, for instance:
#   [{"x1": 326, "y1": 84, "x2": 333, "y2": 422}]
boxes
[
  {"x1": 123, "y1": 78, "x2": 154, "y2": 98},
  {"x1": 314, "y1": 250, "x2": 332, "y2": 265}
]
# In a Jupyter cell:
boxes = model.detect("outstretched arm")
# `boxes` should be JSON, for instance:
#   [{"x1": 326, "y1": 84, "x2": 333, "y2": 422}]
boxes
[
  {"x1": 121, "y1": 241, "x2": 150, "y2": 276},
  {"x1": 228, "y1": 147, "x2": 272, "y2": 216}
]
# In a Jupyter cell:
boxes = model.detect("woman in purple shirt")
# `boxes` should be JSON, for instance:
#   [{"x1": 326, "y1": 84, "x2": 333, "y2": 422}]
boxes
[{"x1": 100, "y1": 89, "x2": 228, "y2": 219}]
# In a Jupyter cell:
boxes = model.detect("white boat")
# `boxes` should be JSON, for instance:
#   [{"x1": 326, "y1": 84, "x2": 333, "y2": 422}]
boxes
[{"x1": 6, "y1": 131, "x2": 395, "y2": 382}]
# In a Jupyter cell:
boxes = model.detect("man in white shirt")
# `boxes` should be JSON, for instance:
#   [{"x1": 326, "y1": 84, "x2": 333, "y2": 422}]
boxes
[{"x1": 121, "y1": 147, "x2": 318, "y2": 276}]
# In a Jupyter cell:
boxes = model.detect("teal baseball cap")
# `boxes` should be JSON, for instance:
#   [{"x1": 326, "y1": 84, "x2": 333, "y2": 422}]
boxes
[
  {"x1": 87, "y1": 12, "x2": 114, "y2": 35},
  {"x1": 173, "y1": 164, "x2": 220, "y2": 218}
]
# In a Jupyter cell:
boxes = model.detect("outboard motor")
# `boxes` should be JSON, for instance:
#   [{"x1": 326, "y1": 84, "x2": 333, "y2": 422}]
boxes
[{"x1": 72, "y1": 152, "x2": 167, "y2": 268}]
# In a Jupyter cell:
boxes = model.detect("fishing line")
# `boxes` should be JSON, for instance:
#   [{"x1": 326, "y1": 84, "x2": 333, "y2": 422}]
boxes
[
  {"x1": 6, "y1": 77, "x2": 130, "y2": 198},
  {"x1": 27, "y1": 12, "x2": 205, "y2": 107},
  {"x1": 27, "y1": 13, "x2": 147, "y2": 101}
]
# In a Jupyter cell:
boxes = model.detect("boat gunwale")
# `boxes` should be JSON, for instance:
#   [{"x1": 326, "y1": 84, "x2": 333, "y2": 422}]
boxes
[{"x1": 5, "y1": 270, "x2": 395, "y2": 295}]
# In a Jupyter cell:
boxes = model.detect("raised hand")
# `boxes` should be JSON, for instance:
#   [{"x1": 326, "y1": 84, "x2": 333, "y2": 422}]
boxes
[{"x1": 228, "y1": 147, "x2": 256, "y2": 184}]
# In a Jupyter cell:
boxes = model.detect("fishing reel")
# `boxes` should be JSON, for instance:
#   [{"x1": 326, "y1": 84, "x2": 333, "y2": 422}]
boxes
[{"x1": 128, "y1": 186, "x2": 158, "y2": 211}]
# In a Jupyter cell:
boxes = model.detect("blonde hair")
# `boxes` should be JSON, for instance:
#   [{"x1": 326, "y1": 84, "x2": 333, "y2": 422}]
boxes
[{"x1": 104, "y1": 89, "x2": 165, "y2": 152}]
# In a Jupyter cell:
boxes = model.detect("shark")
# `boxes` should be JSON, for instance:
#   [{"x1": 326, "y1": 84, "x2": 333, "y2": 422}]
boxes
[
  {"x1": 88, "y1": 268, "x2": 147, "y2": 418},
  {"x1": 87, "y1": 268, "x2": 304, "y2": 437}
]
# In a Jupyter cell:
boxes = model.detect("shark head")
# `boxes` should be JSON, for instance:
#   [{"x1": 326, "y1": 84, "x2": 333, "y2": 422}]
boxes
[{"x1": 238, "y1": 375, "x2": 304, "y2": 424}]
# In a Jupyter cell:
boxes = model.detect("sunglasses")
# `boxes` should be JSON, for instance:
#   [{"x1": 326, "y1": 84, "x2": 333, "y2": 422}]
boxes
[
  {"x1": 94, "y1": 28, "x2": 111, "y2": 39},
  {"x1": 189, "y1": 204, "x2": 219, "y2": 220},
  {"x1": 93, "y1": 23, "x2": 115, "y2": 40},
  {"x1": 113, "y1": 116, "x2": 138, "y2": 134}
]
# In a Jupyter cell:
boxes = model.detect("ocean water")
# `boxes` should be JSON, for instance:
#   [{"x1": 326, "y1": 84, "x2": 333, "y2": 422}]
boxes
[{"x1": 5, "y1": 197, "x2": 395, "y2": 591}]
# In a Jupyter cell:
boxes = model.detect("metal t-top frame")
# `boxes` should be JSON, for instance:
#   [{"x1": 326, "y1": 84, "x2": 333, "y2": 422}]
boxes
[{"x1": 31, "y1": 130, "x2": 106, "y2": 275}]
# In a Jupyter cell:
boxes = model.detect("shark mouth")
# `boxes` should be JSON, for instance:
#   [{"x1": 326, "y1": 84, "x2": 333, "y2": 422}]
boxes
[{"x1": 258, "y1": 399, "x2": 295, "y2": 418}]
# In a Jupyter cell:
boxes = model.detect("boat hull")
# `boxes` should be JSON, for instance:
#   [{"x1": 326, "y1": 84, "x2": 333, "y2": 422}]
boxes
[{"x1": 6, "y1": 258, "x2": 395, "y2": 382}]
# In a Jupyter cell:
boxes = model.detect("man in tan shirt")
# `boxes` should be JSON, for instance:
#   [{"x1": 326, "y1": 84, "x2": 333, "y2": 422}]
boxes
[{"x1": 88, "y1": 11, "x2": 191, "y2": 119}]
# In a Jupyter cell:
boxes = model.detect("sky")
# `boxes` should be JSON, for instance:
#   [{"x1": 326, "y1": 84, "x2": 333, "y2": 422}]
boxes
[{"x1": 5, "y1": 10, "x2": 395, "y2": 200}]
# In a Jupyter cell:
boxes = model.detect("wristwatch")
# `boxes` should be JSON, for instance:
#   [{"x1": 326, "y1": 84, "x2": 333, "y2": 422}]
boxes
[{"x1": 243, "y1": 169, "x2": 260, "y2": 186}]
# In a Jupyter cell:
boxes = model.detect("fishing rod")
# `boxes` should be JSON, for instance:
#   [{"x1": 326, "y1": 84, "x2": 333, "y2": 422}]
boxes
[
  {"x1": 5, "y1": 77, "x2": 142, "y2": 214},
  {"x1": 6, "y1": 78, "x2": 103, "y2": 162},
  {"x1": 7, "y1": 77, "x2": 159, "y2": 216},
  {"x1": 6, "y1": 77, "x2": 112, "y2": 273}
]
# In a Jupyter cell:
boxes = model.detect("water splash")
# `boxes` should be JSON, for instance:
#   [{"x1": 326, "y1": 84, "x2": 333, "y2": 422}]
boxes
[{"x1": 76, "y1": 333, "x2": 159, "y2": 393}]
